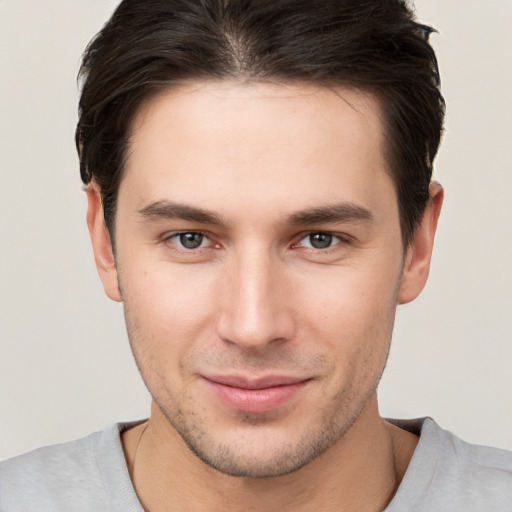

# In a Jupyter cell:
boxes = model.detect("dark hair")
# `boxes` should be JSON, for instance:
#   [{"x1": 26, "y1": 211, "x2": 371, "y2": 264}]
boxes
[{"x1": 76, "y1": 0, "x2": 444, "y2": 246}]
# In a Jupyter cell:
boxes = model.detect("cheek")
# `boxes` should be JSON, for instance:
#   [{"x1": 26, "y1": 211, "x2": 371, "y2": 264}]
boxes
[
  {"x1": 119, "y1": 260, "x2": 219, "y2": 359},
  {"x1": 292, "y1": 261, "x2": 399, "y2": 368},
  {"x1": 293, "y1": 259, "x2": 400, "y2": 326}
]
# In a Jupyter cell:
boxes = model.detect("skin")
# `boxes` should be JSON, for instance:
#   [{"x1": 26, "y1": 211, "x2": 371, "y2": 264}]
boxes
[{"x1": 87, "y1": 81, "x2": 443, "y2": 511}]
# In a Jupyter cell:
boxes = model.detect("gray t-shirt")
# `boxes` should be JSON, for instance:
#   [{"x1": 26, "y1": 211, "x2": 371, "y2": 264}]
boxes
[{"x1": 1, "y1": 418, "x2": 511, "y2": 511}]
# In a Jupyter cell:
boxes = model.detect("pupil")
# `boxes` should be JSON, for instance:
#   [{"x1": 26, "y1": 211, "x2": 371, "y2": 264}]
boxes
[
  {"x1": 180, "y1": 233, "x2": 203, "y2": 249},
  {"x1": 310, "y1": 233, "x2": 332, "y2": 249}
]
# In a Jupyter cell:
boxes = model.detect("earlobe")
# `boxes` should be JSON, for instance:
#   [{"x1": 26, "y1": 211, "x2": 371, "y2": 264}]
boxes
[
  {"x1": 86, "y1": 184, "x2": 122, "y2": 302},
  {"x1": 398, "y1": 182, "x2": 444, "y2": 305}
]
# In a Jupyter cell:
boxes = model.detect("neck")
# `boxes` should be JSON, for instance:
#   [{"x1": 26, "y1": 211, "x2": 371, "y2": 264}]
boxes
[{"x1": 122, "y1": 397, "x2": 418, "y2": 512}]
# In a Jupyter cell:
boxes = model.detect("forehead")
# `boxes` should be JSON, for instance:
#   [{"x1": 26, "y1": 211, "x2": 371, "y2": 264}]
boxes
[{"x1": 122, "y1": 81, "x2": 394, "y2": 221}]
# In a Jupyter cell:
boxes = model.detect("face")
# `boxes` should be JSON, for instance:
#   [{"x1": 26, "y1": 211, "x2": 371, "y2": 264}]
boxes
[{"x1": 89, "y1": 81, "x2": 432, "y2": 478}]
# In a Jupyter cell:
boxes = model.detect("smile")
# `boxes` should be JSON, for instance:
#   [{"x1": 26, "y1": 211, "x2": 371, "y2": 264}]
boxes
[{"x1": 202, "y1": 375, "x2": 311, "y2": 414}]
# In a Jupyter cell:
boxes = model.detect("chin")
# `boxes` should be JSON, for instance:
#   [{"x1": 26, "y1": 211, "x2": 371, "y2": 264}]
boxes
[
  {"x1": 183, "y1": 438, "x2": 327, "y2": 478},
  {"x1": 161, "y1": 402, "x2": 359, "y2": 479}
]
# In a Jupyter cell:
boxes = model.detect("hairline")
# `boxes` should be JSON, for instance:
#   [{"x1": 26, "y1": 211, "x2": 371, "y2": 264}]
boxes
[{"x1": 102, "y1": 78, "x2": 414, "y2": 249}]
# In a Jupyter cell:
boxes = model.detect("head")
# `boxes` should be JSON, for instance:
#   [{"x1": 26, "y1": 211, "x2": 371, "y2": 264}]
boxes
[{"x1": 80, "y1": 0, "x2": 444, "y2": 478}]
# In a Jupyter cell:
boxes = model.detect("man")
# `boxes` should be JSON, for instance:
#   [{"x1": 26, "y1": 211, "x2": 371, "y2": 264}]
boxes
[{"x1": 1, "y1": 0, "x2": 511, "y2": 510}]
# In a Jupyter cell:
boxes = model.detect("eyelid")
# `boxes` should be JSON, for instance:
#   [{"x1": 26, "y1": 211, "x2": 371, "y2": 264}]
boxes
[
  {"x1": 161, "y1": 230, "x2": 216, "y2": 251},
  {"x1": 300, "y1": 233, "x2": 339, "y2": 248},
  {"x1": 292, "y1": 231, "x2": 353, "y2": 251},
  {"x1": 159, "y1": 229, "x2": 353, "y2": 254}
]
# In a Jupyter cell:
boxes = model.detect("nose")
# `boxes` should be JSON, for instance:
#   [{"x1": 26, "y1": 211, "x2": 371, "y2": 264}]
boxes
[{"x1": 216, "y1": 246, "x2": 296, "y2": 352}]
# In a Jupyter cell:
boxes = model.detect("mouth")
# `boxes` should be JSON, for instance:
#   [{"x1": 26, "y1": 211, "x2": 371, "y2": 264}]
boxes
[{"x1": 201, "y1": 374, "x2": 312, "y2": 414}]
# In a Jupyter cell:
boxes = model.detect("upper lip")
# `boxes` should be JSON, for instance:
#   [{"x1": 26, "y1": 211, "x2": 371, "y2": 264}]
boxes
[{"x1": 203, "y1": 374, "x2": 310, "y2": 390}]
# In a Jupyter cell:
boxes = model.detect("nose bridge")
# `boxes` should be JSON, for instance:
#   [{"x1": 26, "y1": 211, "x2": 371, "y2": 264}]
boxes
[{"x1": 217, "y1": 243, "x2": 294, "y2": 350}]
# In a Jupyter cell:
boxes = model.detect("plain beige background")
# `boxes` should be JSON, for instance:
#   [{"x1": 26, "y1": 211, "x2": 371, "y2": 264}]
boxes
[{"x1": 1, "y1": 0, "x2": 511, "y2": 460}]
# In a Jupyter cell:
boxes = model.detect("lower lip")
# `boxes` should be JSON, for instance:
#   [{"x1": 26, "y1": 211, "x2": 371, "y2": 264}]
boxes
[{"x1": 204, "y1": 379, "x2": 309, "y2": 414}]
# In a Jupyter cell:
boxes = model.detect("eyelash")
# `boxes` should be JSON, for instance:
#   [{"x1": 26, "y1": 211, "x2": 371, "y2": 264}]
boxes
[
  {"x1": 162, "y1": 231, "x2": 350, "y2": 254},
  {"x1": 293, "y1": 232, "x2": 344, "y2": 251},
  {"x1": 162, "y1": 232, "x2": 217, "y2": 252}
]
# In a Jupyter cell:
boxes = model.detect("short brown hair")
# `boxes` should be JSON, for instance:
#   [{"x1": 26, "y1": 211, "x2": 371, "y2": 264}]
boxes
[{"x1": 76, "y1": 0, "x2": 444, "y2": 246}]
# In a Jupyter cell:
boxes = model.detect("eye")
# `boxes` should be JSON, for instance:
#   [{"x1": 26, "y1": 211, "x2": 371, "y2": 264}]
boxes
[
  {"x1": 168, "y1": 232, "x2": 210, "y2": 250},
  {"x1": 297, "y1": 232, "x2": 342, "y2": 250}
]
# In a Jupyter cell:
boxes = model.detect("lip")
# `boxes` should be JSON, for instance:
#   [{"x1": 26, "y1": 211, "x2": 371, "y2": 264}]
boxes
[{"x1": 202, "y1": 374, "x2": 311, "y2": 414}]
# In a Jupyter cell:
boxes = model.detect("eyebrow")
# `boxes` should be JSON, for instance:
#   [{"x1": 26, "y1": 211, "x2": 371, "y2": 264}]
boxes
[
  {"x1": 288, "y1": 203, "x2": 374, "y2": 225},
  {"x1": 138, "y1": 200, "x2": 373, "y2": 227},
  {"x1": 138, "y1": 201, "x2": 228, "y2": 226}
]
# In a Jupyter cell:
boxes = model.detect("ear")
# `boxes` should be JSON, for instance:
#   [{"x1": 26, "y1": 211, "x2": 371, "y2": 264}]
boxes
[
  {"x1": 86, "y1": 184, "x2": 122, "y2": 302},
  {"x1": 398, "y1": 182, "x2": 444, "y2": 305}
]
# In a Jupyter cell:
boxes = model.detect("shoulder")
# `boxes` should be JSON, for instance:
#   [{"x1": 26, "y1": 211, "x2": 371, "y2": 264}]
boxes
[
  {"x1": 1, "y1": 427, "x2": 98, "y2": 475},
  {"x1": 423, "y1": 417, "x2": 512, "y2": 481},
  {"x1": 435, "y1": 422, "x2": 512, "y2": 505},
  {"x1": 387, "y1": 418, "x2": 512, "y2": 512},
  {"x1": 0, "y1": 423, "x2": 138, "y2": 512}
]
